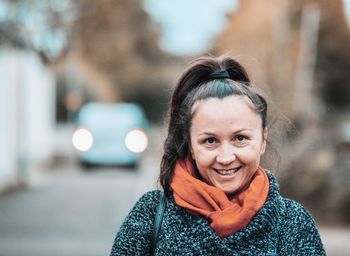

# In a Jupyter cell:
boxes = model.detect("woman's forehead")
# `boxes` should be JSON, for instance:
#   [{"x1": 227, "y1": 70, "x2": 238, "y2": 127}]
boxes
[
  {"x1": 190, "y1": 95, "x2": 262, "y2": 129},
  {"x1": 191, "y1": 95, "x2": 255, "y2": 116}
]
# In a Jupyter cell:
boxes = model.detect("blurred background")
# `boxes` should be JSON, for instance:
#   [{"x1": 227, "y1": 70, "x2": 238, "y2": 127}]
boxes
[{"x1": 1, "y1": 0, "x2": 350, "y2": 255}]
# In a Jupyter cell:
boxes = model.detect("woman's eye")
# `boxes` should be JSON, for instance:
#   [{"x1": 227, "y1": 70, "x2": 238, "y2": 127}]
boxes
[
  {"x1": 205, "y1": 138, "x2": 216, "y2": 144},
  {"x1": 235, "y1": 135, "x2": 246, "y2": 142}
]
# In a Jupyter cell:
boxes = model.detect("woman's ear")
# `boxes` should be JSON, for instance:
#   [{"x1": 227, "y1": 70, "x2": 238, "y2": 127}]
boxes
[
  {"x1": 261, "y1": 128, "x2": 268, "y2": 155},
  {"x1": 190, "y1": 146, "x2": 195, "y2": 160},
  {"x1": 188, "y1": 138, "x2": 195, "y2": 160}
]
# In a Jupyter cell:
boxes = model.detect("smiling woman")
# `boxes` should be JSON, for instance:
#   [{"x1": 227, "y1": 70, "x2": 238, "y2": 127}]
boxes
[
  {"x1": 189, "y1": 95, "x2": 267, "y2": 197},
  {"x1": 110, "y1": 55, "x2": 326, "y2": 255}
]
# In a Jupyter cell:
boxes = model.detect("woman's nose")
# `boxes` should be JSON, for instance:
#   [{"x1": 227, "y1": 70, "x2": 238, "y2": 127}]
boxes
[{"x1": 216, "y1": 145, "x2": 236, "y2": 165}]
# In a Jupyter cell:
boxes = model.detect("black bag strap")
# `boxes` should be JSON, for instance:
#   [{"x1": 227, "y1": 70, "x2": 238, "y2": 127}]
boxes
[{"x1": 150, "y1": 191, "x2": 167, "y2": 255}]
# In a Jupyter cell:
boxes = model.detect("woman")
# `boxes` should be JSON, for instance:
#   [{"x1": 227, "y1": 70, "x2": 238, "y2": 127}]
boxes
[{"x1": 110, "y1": 55, "x2": 326, "y2": 255}]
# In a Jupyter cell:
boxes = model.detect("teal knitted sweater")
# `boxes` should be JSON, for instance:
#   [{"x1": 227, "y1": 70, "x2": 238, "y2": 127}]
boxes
[{"x1": 110, "y1": 172, "x2": 326, "y2": 255}]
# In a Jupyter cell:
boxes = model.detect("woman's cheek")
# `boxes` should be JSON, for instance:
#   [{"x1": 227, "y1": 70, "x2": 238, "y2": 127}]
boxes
[
  {"x1": 195, "y1": 148, "x2": 215, "y2": 163},
  {"x1": 237, "y1": 146, "x2": 261, "y2": 162}
]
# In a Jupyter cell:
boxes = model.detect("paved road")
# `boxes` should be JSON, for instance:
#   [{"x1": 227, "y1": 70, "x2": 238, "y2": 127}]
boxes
[
  {"x1": 0, "y1": 164, "x2": 157, "y2": 256},
  {"x1": 0, "y1": 158, "x2": 349, "y2": 255},
  {"x1": 0, "y1": 129, "x2": 161, "y2": 256}
]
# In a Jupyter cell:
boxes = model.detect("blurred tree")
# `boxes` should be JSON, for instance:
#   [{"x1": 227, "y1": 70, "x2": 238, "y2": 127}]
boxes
[
  {"x1": 313, "y1": 0, "x2": 350, "y2": 111},
  {"x1": 0, "y1": 0, "x2": 183, "y2": 123},
  {"x1": 0, "y1": 0, "x2": 75, "y2": 60},
  {"x1": 213, "y1": 0, "x2": 305, "y2": 118},
  {"x1": 66, "y1": 0, "x2": 181, "y2": 123},
  {"x1": 213, "y1": 0, "x2": 350, "y2": 118}
]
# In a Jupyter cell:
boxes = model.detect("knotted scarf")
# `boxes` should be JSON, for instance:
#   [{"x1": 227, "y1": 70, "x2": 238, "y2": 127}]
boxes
[{"x1": 170, "y1": 160, "x2": 269, "y2": 238}]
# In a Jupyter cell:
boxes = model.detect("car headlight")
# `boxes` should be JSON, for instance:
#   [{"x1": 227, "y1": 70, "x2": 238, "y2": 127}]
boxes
[
  {"x1": 72, "y1": 127, "x2": 94, "y2": 152},
  {"x1": 125, "y1": 129, "x2": 148, "y2": 153}
]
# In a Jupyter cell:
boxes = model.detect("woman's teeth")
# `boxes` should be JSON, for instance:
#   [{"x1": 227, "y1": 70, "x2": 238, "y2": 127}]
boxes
[{"x1": 214, "y1": 167, "x2": 240, "y2": 176}]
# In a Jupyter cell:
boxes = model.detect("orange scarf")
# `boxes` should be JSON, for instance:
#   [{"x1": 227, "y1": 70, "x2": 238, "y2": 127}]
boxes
[{"x1": 170, "y1": 161, "x2": 269, "y2": 238}]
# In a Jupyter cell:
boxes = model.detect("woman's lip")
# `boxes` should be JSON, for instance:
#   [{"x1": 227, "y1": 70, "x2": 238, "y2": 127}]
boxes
[
  {"x1": 214, "y1": 166, "x2": 241, "y2": 171},
  {"x1": 213, "y1": 167, "x2": 241, "y2": 175}
]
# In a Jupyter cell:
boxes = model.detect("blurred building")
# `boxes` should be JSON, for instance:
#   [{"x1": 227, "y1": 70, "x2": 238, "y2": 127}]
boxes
[{"x1": 0, "y1": 49, "x2": 55, "y2": 192}]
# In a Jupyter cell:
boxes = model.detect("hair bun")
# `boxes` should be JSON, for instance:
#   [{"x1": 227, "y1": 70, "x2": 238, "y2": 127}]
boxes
[
  {"x1": 222, "y1": 57, "x2": 250, "y2": 83},
  {"x1": 209, "y1": 70, "x2": 230, "y2": 79}
]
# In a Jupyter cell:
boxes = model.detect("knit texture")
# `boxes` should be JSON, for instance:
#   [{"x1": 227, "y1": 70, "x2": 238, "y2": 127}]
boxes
[{"x1": 110, "y1": 171, "x2": 326, "y2": 255}]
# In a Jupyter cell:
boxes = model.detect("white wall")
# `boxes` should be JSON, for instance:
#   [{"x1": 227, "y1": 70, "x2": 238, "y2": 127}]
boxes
[{"x1": 0, "y1": 49, "x2": 55, "y2": 191}]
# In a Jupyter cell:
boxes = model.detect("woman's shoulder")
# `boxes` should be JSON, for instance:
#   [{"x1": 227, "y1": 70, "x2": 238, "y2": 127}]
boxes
[
  {"x1": 277, "y1": 197, "x2": 325, "y2": 254},
  {"x1": 131, "y1": 190, "x2": 163, "y2": 211},
  {"x1": 280, "y1": 197, "x2": 314, "y2": 219},
  {"x1": 117, "y1": 190, "x2": 163, "y2": 229},
  {"x1": 277, "y1": 196, "x2": 322, "y2": 238},
  {"x1": 137, "y1": 189, "x2": 163, "y2": 202}
]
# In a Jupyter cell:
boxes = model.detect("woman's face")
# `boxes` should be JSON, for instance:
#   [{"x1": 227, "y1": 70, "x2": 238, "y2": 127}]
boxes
[{"x1": 189, "y1": 95, "x2": 267, "y2": 196}]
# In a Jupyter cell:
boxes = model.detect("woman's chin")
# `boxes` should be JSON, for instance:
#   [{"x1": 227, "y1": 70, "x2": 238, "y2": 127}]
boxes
[
  {"x1": 211, "y1": 175, "x2": 243, "y2": 195},
  {"x1": 214, "y1": 183, "x2": 241, "y2": 196}
]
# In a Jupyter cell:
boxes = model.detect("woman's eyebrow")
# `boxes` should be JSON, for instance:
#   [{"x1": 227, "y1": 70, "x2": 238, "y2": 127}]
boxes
[
  {"x1": 198, "y1": 128, "x2": 254, "y2": 136},
  {"x1": 198, "y1": 132, "x2": 216, "y2": 136},
  {"x1": 235, "y1": 128, "x2": 254, "y2": 133}
]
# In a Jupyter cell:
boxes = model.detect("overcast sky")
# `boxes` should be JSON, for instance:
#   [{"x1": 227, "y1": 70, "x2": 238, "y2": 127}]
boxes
[
  {"x1": 144, "y1": 0, "x2": 237, "y2": 55},
  {"x1": 345, "y1": 0, "x2": 350, "y2": 24}
]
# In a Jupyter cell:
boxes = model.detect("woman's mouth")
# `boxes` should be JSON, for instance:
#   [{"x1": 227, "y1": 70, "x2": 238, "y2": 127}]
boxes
[{"x1": 214, "y1": 167, "x2": 241, "y2": 176}]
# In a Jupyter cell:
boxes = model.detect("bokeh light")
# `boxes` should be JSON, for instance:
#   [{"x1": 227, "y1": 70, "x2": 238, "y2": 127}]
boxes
[
  {"x1": 72, "y1": 128, "x2": 93, "y2": 152},
  {"x1": 125, "y1": 129, "x2": 148, "y2": 153}
]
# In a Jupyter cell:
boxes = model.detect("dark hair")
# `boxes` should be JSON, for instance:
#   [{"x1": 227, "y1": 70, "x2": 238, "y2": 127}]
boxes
[{"x1": 160, "y1": 55, "x2": 268, "y2": 195}]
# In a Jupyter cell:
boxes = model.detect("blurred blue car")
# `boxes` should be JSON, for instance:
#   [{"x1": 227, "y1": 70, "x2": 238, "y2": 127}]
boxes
[{"x1": 72, "y1": 102, "x2": 149, "y2": 167}]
